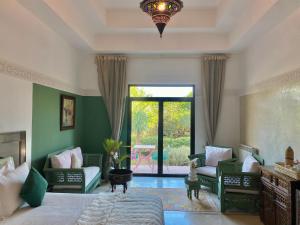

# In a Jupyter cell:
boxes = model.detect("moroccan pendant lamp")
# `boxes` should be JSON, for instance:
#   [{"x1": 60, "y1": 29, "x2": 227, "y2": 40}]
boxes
[{"x1": 140, "y1": 0, "x2": 184, "y2": 38}]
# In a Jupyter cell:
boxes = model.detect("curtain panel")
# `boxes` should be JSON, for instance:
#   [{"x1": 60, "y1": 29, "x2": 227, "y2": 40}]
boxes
[
  {"x1": 200, "y1": 55, "x2": 227, "y2": 145},
  {"x1": 95, "y1": 55, "x2": 127, "y2": 140}
]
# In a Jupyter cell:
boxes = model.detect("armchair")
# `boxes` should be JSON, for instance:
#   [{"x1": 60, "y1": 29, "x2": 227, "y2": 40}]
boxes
[
  {"x1": 189, "y1": 146, "x2": 235, "y2": 194},
  {"x1": 219, "y1": 153, "x2": 264, "y2": 213}
]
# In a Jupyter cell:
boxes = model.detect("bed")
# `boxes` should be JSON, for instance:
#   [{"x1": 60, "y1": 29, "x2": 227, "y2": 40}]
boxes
[
  {"x1": 0, "y1": 132, "x2": 164, "y2": 225},
  {"x1": 1, "y1": 192, "x2": 164, "y2": 225}
]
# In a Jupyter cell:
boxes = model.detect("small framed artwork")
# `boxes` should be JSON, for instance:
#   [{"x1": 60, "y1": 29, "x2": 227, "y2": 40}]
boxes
[{"x1": 60, "y1": 95, "x2": 76, "y2": 130}]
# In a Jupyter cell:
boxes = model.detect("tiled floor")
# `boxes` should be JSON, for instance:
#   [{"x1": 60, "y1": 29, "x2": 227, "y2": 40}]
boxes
[
  {"x1": 129, "y1": 177, "x2": 263, "y2": 225},
  {"x1": 132, "y1": 165, "x2": 189, "y2": 174}
]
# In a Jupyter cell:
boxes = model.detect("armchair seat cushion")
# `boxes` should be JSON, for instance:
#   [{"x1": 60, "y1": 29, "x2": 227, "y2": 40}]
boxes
[
  {"x1": 83, "y1": 167, "x2": 100, "y2": 187},
  {"x1": 196, "y1": 166, "x2": 216, "y2": 178},
  {"x1": 224, "y1": 188, "x2": 259, "y2": 195}
]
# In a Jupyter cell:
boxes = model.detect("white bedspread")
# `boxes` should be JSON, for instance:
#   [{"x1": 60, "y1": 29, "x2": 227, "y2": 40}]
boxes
[
  {"x1": 78, "y1": 193, "x2": 163, "y2": 225},
  {"x1": 0, "y1": 192, "x2": 164, "y2": 225}
]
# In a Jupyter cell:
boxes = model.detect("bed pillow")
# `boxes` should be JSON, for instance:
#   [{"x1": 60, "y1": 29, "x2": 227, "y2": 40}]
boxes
[
  {"x1": 0, "y1": 156, "x2": 15, "y2": 172},
  {"x1": 242, "y1": 155, "x2": 260, "y2": 173},
  {"x1": 205, "y1": 146, "x2": 232, "y2": 167},
  {"x1": 20, "y1": 168, "x2": 48, "y2": 207},
  {"x1": 51, "y1": 150, "x2": 72, "y2": 169},
  {"x1": 70, "y1": 147, "x2": 83, "y2": 168},
  {"x1": 0, "y1": 162, "x2": 30, "y2": 218}
]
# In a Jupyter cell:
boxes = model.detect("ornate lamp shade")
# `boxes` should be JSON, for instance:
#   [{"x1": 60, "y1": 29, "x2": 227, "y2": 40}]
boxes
[{"x1": 140, "y1": 0, "x2": 184, "y2": 38}]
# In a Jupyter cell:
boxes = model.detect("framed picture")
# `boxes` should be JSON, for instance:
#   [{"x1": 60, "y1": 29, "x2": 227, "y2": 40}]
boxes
[{"x1": 60, "y1": 95, "x2": 76, "y2": 130}]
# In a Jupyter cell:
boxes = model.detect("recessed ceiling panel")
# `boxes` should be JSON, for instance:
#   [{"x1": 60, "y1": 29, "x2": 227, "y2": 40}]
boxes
[{"x1": 103, "y1": 0, "x2": 220, "y2": 9}]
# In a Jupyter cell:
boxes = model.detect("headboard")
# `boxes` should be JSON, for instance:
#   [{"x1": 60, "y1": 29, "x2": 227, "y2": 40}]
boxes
[{"x1": 0, "y1": 131, "x2": 26, "y2": 166}]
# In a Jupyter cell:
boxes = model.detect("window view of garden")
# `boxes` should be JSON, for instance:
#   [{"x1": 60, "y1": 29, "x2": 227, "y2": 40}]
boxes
[{"x1": 130, "y1": 86, "x2": 192, "y2": 175}]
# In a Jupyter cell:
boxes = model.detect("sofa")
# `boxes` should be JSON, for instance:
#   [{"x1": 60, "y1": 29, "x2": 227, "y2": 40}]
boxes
[{"x1": 43, "y1": 147, "x2": 102, "y2": 193}]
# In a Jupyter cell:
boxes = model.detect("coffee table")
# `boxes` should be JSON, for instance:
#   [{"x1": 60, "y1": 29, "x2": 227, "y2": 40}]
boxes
[{"x1": 108, "y1": 169, "x2": 133, "y2": 193}]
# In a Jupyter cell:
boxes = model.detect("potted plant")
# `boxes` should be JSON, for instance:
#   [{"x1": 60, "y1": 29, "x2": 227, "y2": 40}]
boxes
[
  {"x1": 103, "y1": 138, "x2": 132, "y2": 193},
  {"x1": 103, "y1": 138, "x2": 129, "y2": 170}
]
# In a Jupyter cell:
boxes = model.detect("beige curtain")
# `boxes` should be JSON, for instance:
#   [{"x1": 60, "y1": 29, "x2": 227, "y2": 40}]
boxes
[
  {"x1": 201, "y1": 55, "x2": 227, "y2": 145},
  {"x1": 95, "y1": 55, "x2": 127, "y2": 140}
]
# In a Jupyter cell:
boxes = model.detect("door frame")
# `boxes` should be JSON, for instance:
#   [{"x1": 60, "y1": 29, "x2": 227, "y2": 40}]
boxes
[{"x1": 127, "y1": 84, "x2": 195, "y2": 177}]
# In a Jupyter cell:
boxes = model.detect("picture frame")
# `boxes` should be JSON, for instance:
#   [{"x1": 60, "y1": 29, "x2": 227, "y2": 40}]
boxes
[{"x1": 60, "y1": 95, "x2": 76, "y2": 130}]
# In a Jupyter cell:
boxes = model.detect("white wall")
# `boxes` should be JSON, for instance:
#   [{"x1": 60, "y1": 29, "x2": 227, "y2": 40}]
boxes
[
  {"x1": 80, "y1": 55, "x2": 242, "y2": 152},
  {"x1": 240, "y1": 8, "x2": 300, "y2": 164},
  {"x1": 0, "y1": 0, "x2": 85, "y2": 161},
  {"x1": 0, "y1": 0, "x2": 83, "y2": 88},
  {"x1": 0, "y1": 74, "x2": 32, "y2": 162},
  {"x1": 242, "y1": 8, "x2": 300, "y2": 91}
]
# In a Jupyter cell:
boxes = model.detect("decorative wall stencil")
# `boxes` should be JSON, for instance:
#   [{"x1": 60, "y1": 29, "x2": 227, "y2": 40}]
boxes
[
  {"x1": 243, "y1": 68, "x2": 300, "y2": 96},
  {"x1": 241, "y1": 74, "x2": 300, "y2": 165},
  {"x1": 0, "y1": 58, "x2": 85, "y2": 96}
]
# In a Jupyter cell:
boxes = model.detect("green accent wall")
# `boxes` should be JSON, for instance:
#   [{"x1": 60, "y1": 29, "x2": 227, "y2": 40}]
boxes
[
  {"x1": 81, "y1": 97, "x2": 111, "y2": 154},
  {"x1": 31, "y1": 84, "x2": 83, "y2": 171},
  {"x1": 31, "y1": 84, "x2": 124, "y2": 172}
]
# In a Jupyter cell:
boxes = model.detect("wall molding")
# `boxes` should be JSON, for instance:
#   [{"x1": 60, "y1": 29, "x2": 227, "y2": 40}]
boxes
[
  {"x1": 0, "y1": 58, "x2": 87, "y2": 96},
  {"x1": 242, "y1": 68, "x2": 300, "y2": 96}
]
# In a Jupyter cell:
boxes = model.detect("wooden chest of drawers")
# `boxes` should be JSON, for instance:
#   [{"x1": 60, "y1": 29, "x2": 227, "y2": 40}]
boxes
[{"x1": 261, "y1": 166, "x2": 300, "y2": 225}]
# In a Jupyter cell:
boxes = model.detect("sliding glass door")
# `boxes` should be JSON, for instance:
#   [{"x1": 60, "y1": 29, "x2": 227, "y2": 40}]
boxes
[{"x1": 128, "y1": 85, "x2": 195, "y2": 176}]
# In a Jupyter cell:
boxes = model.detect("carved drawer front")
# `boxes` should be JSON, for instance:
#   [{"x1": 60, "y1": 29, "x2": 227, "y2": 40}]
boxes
[
  {"x1": 274, "y1": 191, "x2": 288, "y2": 209},
  {"x1": 275, "y1": 203, "x2": 288, "y2": 225},
  {"x1": 276, "y1": 178, "x2": 289, "y2": 193}
]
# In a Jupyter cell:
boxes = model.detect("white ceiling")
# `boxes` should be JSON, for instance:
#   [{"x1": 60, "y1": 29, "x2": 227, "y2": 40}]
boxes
[{"x1": 15, "y1": 0, "x2": 300, "y2": 54}]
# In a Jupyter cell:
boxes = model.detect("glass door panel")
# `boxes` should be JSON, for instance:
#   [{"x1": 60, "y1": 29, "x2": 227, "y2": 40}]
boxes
[
  {"x1": 130, "y1": 101, "x2": 159, "y2": 174},
  {"x1": 163, "y1": 102, "x2": 191, "y2": 175}
]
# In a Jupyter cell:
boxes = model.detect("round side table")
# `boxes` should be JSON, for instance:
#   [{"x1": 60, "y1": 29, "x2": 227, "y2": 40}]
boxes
[{"x1": 184, "y1": 176, "x2": 200, "y2": 200}]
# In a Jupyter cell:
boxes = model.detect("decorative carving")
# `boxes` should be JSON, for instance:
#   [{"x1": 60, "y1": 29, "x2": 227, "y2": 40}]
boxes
[
  {"x1": 243, "y1": 68, "x2": 300, "y2": 95},
  {"x1": 0, "y1": 58, "x2": 85, "y2": 96}
]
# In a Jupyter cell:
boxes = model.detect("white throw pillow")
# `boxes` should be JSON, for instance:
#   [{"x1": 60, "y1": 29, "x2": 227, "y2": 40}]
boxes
[
  {"x1": 205, "y1": 146, "x2": 232, "y2": 167},
  {"x1": 0, "y1": 157, "x2": 15, "y2": 172},
  {"x1": 242, "y1": 155, "x2": 260, "y2": 173},
  {"x1": 51, "y1": 150, "x2": 72, "y2": 169},
  {"x1": 71, "y1": 153, "x2": 82, "y2": 169},
  {"x1": 70, "y1": 147, "x2": 83, "y2": 168},
  {"x1": 0, "y1": 162, "x2": 30, "y2": 218}
]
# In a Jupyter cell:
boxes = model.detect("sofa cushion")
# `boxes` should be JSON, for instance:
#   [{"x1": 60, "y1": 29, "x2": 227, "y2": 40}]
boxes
[
  {"x1": 70, "y1": 147, "x2": 83, "y2": 168},
  {"x1": 242, "y1": 155, "x2": 260, "y2": 173},
  {"x1": 196, "y1": 166, "x2": 216, "y2": 178},
  {"x1": 71, "y1": 154, "x2": 82, "y2": 169},
  {"x1": 83, "y1": 167, "x2": 100, "y2": 187},
  {"x1": 205, "y1": 146, "x2": 232, "y2": 167},
  {"x1": 51, "y1": 150, "x2": 72, "y2": 169}
]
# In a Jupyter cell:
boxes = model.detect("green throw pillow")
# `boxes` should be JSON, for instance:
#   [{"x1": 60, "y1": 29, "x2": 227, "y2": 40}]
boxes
[{"x1": 20, "y1": 168, "x2": 48, "y2": 207}]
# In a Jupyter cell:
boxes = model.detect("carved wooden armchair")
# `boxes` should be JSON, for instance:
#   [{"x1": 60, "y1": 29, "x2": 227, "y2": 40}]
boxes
[{"x1": 218, "y1": 152, "x2": 264, "y2": 213}]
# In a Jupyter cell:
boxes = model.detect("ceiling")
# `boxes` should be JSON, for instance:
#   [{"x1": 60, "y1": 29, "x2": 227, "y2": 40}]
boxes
[{"x1": 16, "y1": 0, "x2": 300, "y2": 54}]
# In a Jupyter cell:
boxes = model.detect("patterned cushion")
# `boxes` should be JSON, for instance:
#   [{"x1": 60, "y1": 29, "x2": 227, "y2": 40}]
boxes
[
  {"x1": 196, "y1": 166, "x2": 216, "y2": 177},
  {"x1": 205, "y1": 146, "x2": 232, "y2": 167}
]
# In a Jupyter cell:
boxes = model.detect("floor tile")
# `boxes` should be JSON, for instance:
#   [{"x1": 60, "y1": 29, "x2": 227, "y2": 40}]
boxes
[{"x1": 129, "y1": 177, "x2": 263, "y2": 225}]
